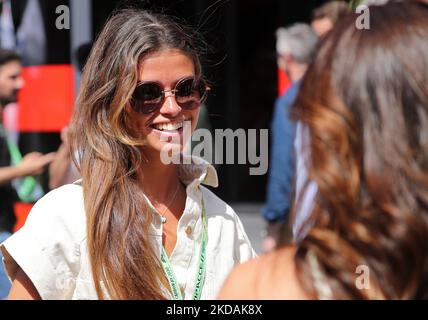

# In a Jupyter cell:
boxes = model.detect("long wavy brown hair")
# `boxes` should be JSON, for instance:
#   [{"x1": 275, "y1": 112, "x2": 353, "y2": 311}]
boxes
[
  {"x1": 291, "y1": 0, "x2": 428, "y2": 299},
  {"x1": 70, "y1": 10, "x2": 203, "y2": 299}
]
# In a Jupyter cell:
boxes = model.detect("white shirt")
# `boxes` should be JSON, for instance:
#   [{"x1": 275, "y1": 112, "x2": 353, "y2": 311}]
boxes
[
  {"x1": 1, "y1": 157, "x2": 256, "y2": 300},
  {"x1": 293, "y1": 122, "x2": 318, "y2": 241}
]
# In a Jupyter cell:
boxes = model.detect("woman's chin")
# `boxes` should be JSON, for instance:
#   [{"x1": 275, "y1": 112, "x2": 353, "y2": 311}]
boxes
[
  {"x1": 145, "y1": 142, "x2": 186, "y2": 163},
  {"x1": 143, "y1": 127, "x2": 193, "y2": 162}
]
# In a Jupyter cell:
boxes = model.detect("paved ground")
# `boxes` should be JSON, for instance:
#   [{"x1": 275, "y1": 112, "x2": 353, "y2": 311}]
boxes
[{"x1": 229, "y1": 203, "x2": 265, "y2": 255}]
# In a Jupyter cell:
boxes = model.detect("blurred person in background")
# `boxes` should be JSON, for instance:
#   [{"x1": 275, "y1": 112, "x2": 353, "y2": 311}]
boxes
[
  {"x1": 0, "y1": 49, "x2": 55, "y2": 299},
  {"x1": 261, "y1": 24, "x2": 318, "y2": 252},
  {"x1": 48, "y1": 43, "x2": 93, "y2": 190},
  {"x1": 48, "y1": 124, "x2": 79, "y2": 190},
  {"x1": 311, "y1": 0, "x2": 350, "y2": 37},
  {"x1": 220, "y1": 0, "x2": 428, "y2": 299}
]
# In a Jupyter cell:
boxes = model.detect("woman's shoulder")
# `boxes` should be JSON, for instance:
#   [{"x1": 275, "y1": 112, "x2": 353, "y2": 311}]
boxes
[
  {"x1": 218, "y1": 246, "x2": 310, "y2": 300},
  {"x1": 22, "y1": 182, "x2": 87, "y2": 242},
  {"x1": 45, "y1": 180, "x2": 83, "y2": 197},
  {"x1": 0, "y1": 182, "x2": 87, "y2": 299},
  {"x1": 31, "y1": 181, "x2": 84, "y2": 212}
]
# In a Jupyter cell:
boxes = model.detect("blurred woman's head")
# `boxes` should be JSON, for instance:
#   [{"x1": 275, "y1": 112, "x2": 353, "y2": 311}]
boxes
[
  {"x1": 293, "y1": 0, "x2": 428, "y2": 299},
  {"x1": 70, "y1": 9, "x2": 206, "y2": 299},
  {"x1": 311, "y1": 0, "x2": 350, "y2": 36}
]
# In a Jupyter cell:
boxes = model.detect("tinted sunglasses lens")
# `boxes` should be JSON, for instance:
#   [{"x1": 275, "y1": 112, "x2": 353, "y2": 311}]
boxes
[
  {"x1": 175, "y1": 78, "x2": 207, "y2": 109},
  {"x1": 131, "y1": 83, "x2": 163, "y2": 114}
]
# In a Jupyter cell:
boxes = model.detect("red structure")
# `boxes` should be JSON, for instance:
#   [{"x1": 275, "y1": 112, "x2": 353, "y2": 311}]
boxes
[{"x1": 18, "y1": 65, "x2": 74, "y2": 132}]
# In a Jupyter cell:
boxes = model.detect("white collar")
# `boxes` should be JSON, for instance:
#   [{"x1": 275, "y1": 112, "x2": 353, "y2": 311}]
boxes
[{"x1": 178, "y1": 155, "x2": 218, "y2": 189}]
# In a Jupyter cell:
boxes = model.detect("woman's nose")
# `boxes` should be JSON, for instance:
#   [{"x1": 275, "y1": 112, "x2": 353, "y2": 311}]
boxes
[{"x1": 159, "y1": 92, "x2": 182, "y2": 116}]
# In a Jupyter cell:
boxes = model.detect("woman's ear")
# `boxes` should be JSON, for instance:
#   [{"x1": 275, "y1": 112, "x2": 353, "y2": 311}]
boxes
[
  {"x1": 122, "y1": 105, "x2": 146, "y2": 146},
  {"x1": 124, "y1": 101, "x2": 134, "y2": 115},
  {"x1": 123, "y1": 104, "x2": 138, "y2": 136}
]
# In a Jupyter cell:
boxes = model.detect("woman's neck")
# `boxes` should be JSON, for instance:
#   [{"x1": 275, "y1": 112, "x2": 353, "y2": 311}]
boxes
[{"x1": 138, "y1": 151, "x2": 181, "y2": 203}]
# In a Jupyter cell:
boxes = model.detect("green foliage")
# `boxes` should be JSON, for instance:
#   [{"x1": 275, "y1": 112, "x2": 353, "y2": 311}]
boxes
[{"x1": 349, "y1": 0, "x2": 366, "y2": 10}]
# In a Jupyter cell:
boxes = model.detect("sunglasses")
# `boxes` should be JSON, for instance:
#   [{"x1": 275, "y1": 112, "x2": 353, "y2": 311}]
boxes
[{"x1": 130, "y1": 76, "x2": 210, "y2": 114}]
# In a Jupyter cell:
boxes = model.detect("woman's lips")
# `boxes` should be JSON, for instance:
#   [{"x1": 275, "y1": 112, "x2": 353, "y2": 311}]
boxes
[
  {"x1": 151, "y1": 126, "x2": 183, "y2": 134},
  {"x1": 151, "y1": 120, "x2": 185, "y2": 131}
]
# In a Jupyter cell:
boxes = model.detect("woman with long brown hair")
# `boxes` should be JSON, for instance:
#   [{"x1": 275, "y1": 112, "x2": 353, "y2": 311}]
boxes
[
  {"x1": 1, "y1": 9, "x2": 255, "y2": 300},
  {"x1": 219, "y1": 0, "x2": 428, "y2": 299}
]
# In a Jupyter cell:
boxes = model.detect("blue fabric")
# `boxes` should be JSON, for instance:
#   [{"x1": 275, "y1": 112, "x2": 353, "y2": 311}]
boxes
[
  {"x1": 262, "y1": 81, "x2": 300, "y2": 222},
  {"x1": 0, "y1": 231, "x2": 12, "y2": 299}
]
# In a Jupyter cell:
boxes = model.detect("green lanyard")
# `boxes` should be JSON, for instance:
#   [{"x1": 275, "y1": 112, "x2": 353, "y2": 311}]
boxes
[
  {"x1": 0, "y1": 124, "x2": 43, "y2": 202},
  {"x1": 160, "y1": 198, "x2": 208, "y2": 300}
]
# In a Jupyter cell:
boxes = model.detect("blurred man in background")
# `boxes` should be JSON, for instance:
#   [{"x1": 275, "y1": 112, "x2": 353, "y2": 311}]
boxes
[
  {"x1": 0, "y1": 49, "x2": 54, "y2": 299},
  {"x1": 48, "y1": 43, "x2": 93, "y2": 190},
  {"x1": 261, "y1": 24, "x2": 318, "y2": 252}
]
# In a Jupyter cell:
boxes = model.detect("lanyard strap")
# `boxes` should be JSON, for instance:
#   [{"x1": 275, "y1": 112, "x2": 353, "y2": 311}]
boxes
[
  {"x1": 0, "y1": 124, "x2": 22, "y2": 165},
  {"x1": 160, "y1": 198, "x2": 208, "y2": 300},
  {"x1": 0, "y1": 124, "x2": 43, "y2": 202}
]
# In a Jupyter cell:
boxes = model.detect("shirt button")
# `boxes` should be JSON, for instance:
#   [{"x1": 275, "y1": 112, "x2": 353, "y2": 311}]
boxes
[{"x1": 186, "y1": 226, "x2": 193, "y2": 236}]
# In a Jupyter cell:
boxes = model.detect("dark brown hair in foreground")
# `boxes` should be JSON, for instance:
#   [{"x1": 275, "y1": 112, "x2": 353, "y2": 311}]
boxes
[
  {"x1": 292, "y1": 0, "x2": 428, "y2": 299},
  {"x1": 312, "y1": 1, "x2": 350, "y2": 24}
]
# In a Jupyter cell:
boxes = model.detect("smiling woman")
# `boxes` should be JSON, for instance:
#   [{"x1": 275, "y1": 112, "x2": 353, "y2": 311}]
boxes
[
  {"x1": 0, "y1": 9, "x2": 256, "y2": 300},
  {"x1": 127, "y1": 49, "x2": 205, "y2": 159}
]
